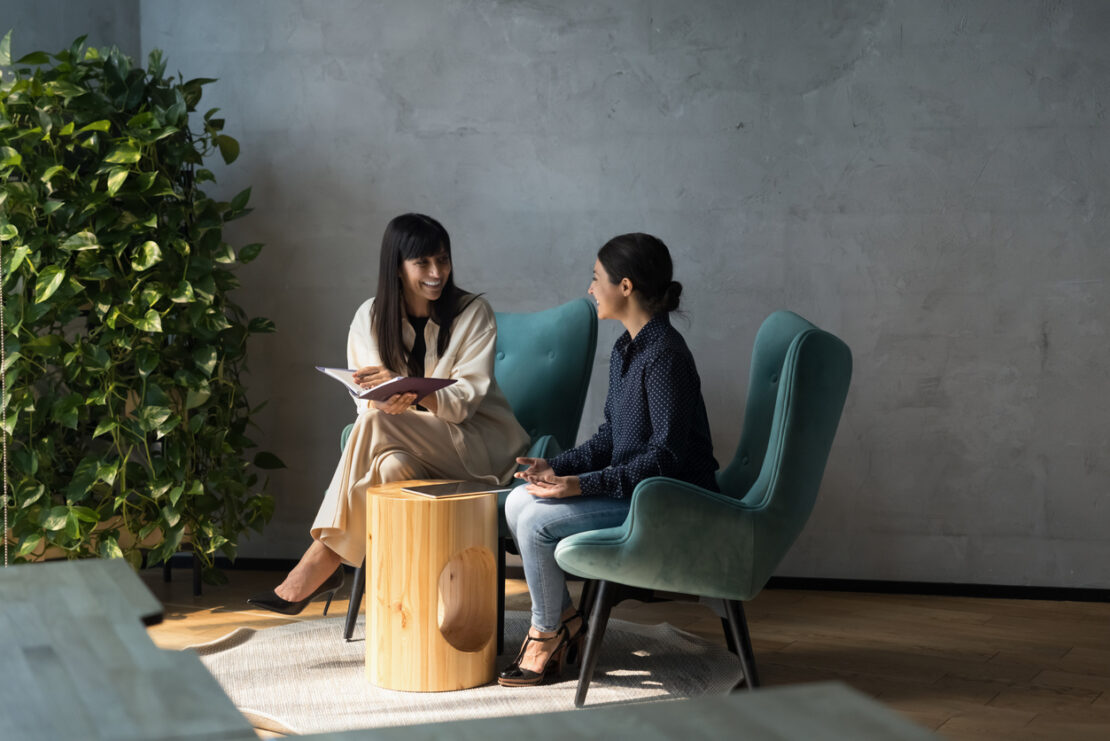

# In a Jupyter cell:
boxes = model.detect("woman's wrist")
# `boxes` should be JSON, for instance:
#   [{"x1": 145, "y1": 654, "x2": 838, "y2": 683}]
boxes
[
  {"x1": 420, "y1": 392, "x2": 439, "y2": 413},
  {"x1": 573, "y1": 473, "x2": 595, "y2": 497}
]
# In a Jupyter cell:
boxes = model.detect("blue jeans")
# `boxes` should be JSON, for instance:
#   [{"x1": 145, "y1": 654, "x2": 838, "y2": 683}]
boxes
[{"x1": 504, "y1": 487, "x2": 632, "y2": 633}]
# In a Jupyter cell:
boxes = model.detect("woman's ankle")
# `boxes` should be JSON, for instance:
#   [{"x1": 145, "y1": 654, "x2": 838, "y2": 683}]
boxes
[
  {"x1": 560, "y1": 608, "x2": 582, "y2": 630},
  {"x1": 276, "y1": 554, "x2": 339, "y2": 601}
]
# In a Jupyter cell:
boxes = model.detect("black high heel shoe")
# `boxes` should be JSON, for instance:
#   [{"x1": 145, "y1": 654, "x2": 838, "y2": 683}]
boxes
[
  {"x1": 562, "y1": 609, "x2": 588, "y2": 665},
  {"x1": 497, "y1": 627, "x2": 569, "y2": 687},
  {"x1": 246, "y1": 566, "x2": 345, "y2": 616}
]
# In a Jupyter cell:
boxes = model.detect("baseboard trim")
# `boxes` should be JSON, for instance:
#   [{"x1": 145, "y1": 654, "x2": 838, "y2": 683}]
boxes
[
  {"x1": 763, "y1": 576, "x2": 1110, "y2": 603},
  {"x1": 163, "y1": 555, "x2": 299, "y2": 571},
  {"x1": 166, "y1": 556, "x2": 1110, "y2": 603}
]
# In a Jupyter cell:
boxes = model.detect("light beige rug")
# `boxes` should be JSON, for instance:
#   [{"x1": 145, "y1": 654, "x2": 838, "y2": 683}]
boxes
[{"x1": 188, "y1": 611, "x2": 741, "y2": 735}]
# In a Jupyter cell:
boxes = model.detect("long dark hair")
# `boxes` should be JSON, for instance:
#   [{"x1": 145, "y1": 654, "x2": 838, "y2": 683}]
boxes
[
  {"x1": 370, "y1": 213, "x2": 475, "y2": 375},
  {"x1": 597, "y1": 233, "x2": 682, "y2": 315}
]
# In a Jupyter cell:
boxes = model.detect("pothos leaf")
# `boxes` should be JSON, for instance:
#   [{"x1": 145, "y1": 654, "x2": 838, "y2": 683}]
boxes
[
  {"x1": 104, "y1": 143, "x2": 141, "y2": 164},
  {"x1": 0, "y1": 30, "x2": 11, "y2": 67},
  {"x1": 132, "y1": 309, "x2": 163, "y2": 333},
  {"x1": 106, "y1": 167, "x2": 128, "y2": 196},
  {"x1": 60, "y1": 231, "x2": 100, "y2": 251},
  {"x1": 132, "y1": 240, "x2": 162, "y2": 270},
  {"x1": 34, "y1": 265, "x2": 66, "y2": 303},
  {"x1": 215, "y1": 134, "x2": 239, "y2": 164}
]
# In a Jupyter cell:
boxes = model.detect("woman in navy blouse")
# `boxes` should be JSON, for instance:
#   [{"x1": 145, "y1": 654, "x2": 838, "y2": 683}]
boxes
[{"x1": 499, "y1": 233, "x2": 718, "y2": 687}]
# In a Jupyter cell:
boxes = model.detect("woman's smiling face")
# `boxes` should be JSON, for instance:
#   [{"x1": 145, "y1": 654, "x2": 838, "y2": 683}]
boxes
[
  {"x1": 588, "y1": 258, "x2": 628, "y2": 320},
  {"x1": 400, "y1": 248, "x2": 451, "y2": 314}
]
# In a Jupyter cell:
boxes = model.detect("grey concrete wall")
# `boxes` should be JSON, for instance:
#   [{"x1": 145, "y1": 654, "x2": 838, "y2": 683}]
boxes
[
  {"x1": 0, "y1": 0, "x2": 140, "y2": 60},
  {"x1": 124, "y1": 1, "x2": 1110, "y2": 587}
]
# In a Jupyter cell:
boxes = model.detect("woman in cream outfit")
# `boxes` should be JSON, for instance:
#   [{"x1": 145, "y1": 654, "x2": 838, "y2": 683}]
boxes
[{"x1": 248, "y1": 213, "x2": 529, "y2": 614}]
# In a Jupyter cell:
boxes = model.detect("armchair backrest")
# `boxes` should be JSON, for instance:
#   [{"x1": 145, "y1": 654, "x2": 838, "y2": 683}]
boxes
[
  {"x1": 717, "y1": 311, "x2": 852, "y2": 589},
  {"x1": 493, "y1": 298, "x2": 598, "y2": 451}
]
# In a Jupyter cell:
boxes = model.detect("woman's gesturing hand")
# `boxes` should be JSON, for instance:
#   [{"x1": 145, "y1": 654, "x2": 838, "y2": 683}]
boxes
[
  {"x1": 524, "y1": 475, "x2": 581, "y2": 499},
  {"x1": 514, "y1": 457, "x2": 580, "y2": 497},
  {"x1": 513, "y1": 457, "x2": 553, "y2": 484}
]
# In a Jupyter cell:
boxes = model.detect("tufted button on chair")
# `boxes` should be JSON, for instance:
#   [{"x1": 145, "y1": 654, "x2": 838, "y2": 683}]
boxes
[
  {"x1": 554, "y1": 310, "x2": 852, "y2": 706},
  {"x1": 339, "y1": 298, "x2": 598, "y2": 649}
]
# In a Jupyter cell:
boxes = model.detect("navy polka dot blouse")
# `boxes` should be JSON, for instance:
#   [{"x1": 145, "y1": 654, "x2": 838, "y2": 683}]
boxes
[{"x1": 549, "y1": 314, "x2": 719, "y2": 499}]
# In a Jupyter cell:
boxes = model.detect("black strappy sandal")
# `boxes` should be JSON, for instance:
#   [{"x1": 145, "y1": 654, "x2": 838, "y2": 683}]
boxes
[{"x1": 498, "y1": 626, "x2": 569, "y2": 687}]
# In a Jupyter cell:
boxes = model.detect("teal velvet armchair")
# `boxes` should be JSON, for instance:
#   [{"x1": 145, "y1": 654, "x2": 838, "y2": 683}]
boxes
[
  {"x1": 340, "y1": 298, "x2": 598, "y2": 650},
  {"x1": 554, "y1": 310, "x2": 852, "y2": 706}
]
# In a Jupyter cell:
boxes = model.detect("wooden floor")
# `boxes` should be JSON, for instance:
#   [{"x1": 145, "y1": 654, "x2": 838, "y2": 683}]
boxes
[{"x1": 142, "y1": 568, "x2": 1110, "y2": 740}]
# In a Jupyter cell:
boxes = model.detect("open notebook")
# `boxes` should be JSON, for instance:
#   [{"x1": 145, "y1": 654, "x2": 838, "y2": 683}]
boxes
[{"x1": 315, "y1": 366, "x2": 455, "y2": 402}]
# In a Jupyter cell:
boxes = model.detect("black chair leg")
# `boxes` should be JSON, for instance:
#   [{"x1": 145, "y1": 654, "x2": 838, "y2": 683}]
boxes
[
  {"x1": 344, "y1": 559, "x2": 365, "y2": 641},
  {"x1": 497, "y1": 537, "x2": 507, "y2": 655},
  {"x1": 574, "y1": 579, "x2": 616, "y2": 708},
  {"x1": 577, "y1": 578, "x2": 599, "y2": 623},
  {"x1": 162, "y1": 552, "x2": 202, "y2": 596},
  {"x1": 723, "y1": 599, "x2": 759, "y2": 689},
  {"x1": 720, "y1": 616, "x2": 738, "y2": 654},
  {"x1": 192, "y1": 550, "x2": 202, "y2": 596}
]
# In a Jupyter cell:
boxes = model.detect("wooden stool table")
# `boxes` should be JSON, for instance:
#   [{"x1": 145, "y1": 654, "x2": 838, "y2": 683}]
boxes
[{"x1": 365, "y1": 480, "x2": 498, "y2": 692}]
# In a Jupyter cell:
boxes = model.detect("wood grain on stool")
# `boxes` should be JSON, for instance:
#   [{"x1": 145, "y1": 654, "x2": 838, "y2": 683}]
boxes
[{"x1": 366, "y1": 480, "x2": 498, "y2": 691}]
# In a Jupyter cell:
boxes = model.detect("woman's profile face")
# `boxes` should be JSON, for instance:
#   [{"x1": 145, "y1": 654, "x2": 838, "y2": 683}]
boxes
[
  {"x1": 399, "y1": 248, "x2": 451, "y2": 313},
  {"x1": 588, "y1": 258, "x2": 626, "y2": 320}
]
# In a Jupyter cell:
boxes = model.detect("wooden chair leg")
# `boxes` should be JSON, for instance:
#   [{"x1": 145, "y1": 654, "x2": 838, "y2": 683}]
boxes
[
  {"x1": 574, "y1": 579, "x2": 616, "y2": 708},
  {"x1": 344, "y1": 559, "x2": 365, "y2": 642},
  {"x1": 723, "y1": 599, "x2": 759, "y2": 689}
]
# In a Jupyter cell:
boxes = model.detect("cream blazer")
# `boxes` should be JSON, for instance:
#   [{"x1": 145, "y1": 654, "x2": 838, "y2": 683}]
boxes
[{"x1": 346, "y1": 296, "x2": 530, "y2": 478}]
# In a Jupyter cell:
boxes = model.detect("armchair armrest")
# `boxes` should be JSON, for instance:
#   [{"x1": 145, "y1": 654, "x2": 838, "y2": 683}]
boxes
[
  {"x1": 524, "y1": 433, "x2": 561, "y2": 461},
  {"x1": 555, "y1": 476, "x2": 762, "y2": 601}
]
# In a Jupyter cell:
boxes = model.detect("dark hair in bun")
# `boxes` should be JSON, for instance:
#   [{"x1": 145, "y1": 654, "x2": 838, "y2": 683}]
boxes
[{"x1": 597, "y1": 233, "x2": 682, "y2": 315}]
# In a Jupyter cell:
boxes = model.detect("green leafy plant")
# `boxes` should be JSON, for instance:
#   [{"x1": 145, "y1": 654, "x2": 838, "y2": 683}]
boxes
[{"x1": 0, "y1": 33, "x2": 281, "y2": 582}]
